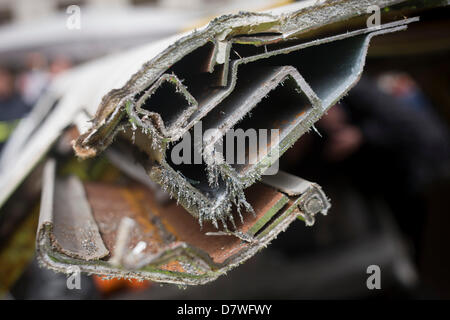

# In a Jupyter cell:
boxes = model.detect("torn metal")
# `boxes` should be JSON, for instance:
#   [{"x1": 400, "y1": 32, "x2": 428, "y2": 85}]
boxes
[
  {"x1": 72, "y1": 3, "x2": 418, "y2": 226},
  {"x1": 1, "y1": 0, "x2": 446, "y2": 286},
  {"x1": 36, "y1": 159, "x2": 329, "y2": 285}
]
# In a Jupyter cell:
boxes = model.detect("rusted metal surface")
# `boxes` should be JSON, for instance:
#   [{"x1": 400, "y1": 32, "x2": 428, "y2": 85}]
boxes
[
  {"x1": 0, "y1": 1, "x2": 432, "y2": 223},
  {"x1": 85, "y1": 180, "x2": 288, "y2": 266},
  {"x1": 36, "y1": 158, "x2": 330, "y2": 285},
  {"x1": 85, "y1": 182, "x2": 173, "y2": 257}
]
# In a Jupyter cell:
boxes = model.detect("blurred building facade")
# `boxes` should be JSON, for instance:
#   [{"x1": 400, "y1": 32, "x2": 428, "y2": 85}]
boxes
[{"x1": 0, "y1": 0, "x2": 238, "y2": 25}]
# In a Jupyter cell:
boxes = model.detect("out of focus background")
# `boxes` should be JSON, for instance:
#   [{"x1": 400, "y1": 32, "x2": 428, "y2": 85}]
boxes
[{"x1": 0, "y1": 0, "x2": 449, "y2": 299}]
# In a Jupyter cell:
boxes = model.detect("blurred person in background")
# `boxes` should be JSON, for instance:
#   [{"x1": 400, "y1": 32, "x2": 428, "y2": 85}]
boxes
[
  {"x1": 0, "y1": 67, "x2": 30, "y2": 153},
  {"x1": 282, "y1": 74, "x2": 450, "y2": 256},
  {"x1": 17, "y1": 52, "x2": 50, "y2": 107},
  {"x1": 377, "y1": 72, "x2": 435, "y2": 113}
]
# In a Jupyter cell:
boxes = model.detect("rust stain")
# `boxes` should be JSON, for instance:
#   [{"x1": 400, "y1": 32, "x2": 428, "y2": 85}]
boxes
[
  {"x1": 85, "y1": 183, "x2": 164, "y2": 255},
  {"x1": 85, "y1": 181, "x2": 285, "y2": 265},
  {"x1": 121, "y1": 188, "x2": 159, "y2": 236},
  {"x1": 160, "y1": 260, "x2": 185, "y2": 273}
]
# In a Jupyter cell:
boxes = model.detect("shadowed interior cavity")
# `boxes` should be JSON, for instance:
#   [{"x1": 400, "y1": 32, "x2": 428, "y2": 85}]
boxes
[
  {"x1": 132, "y1": 34, "x2": 366, "y2": 139},
  {"x1": 138, "y1": 80, "x2": 192, "y2": 127},
  {"x1": 165, "y1": 42, "x2": 223, "y2": 100},
  {"x1": 166, "y1": 137, "x2": 227, "y2": 200},
  {"x1": 225, "y1": 75, "x2": 312, "y2": 173},
  {"x1": 253, "y1": 34, "x2": 367, "y2": 104}
]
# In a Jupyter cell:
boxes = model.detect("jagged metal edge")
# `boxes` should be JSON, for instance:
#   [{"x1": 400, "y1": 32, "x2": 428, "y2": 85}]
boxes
[
  {"x1": 75, "y1": 0, "x2": 406, "y2": 155},
  {"x1": 153, "y1": 24, "x2": 413, "y2": 227},
  {"x1": 201, "y1": 66, "x2": 321, "y2": 201},
  {"x1": 201, "y1": 22, "x2": 415, "y2": 196},
  {"x1": 73, "y1": 5, "x2": 415, "y2": 226},
  {"x1": 36, "y1": 189, "x2": 307, "y2": 286}
]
